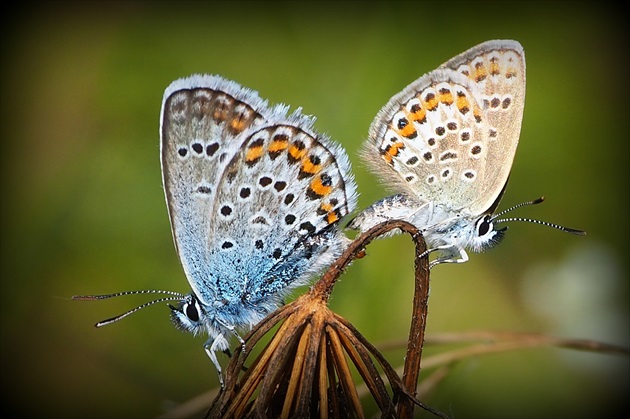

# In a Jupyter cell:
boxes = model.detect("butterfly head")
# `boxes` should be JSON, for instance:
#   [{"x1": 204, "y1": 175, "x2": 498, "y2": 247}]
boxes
[
  {"x1": 423, "y1": 196, "x2": 584, "y2": 268},
  {"x1": 428, "y1": 211, "x2": 506, "y2": 256},
  {"x1": 168, "y1": 293, "x2": 209, "y2": 336},
  {"x1": 469, "y1": 213, "x2": 508, "y2": 253},
  {"x1": 471, "y1": 196, "x2": 585, "y2": 253}
]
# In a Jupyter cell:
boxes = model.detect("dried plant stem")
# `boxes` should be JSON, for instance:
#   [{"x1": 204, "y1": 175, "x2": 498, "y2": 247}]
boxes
[
  {"x1": 353, "y1": 331, "x2": 630, "y2": 400},
  {"x1": 208, "y1": 220, "x2": 441, "y2": 418},
  {"x1": 399, "y1": 227, "x2": 429, "y2": 419}
]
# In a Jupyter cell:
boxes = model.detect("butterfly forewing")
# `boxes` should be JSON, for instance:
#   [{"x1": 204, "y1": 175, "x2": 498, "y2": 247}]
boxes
[
  {"x1": 160, "y1": 76, "x2": 271, "y2": 303},
  {"x1": 442, "y1": 40, "x2": 526, "y2": 214}
]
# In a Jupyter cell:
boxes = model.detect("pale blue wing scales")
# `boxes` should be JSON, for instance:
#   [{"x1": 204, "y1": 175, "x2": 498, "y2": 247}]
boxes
[{"x1": 160, "y1": 75, "x2": 273, "y2": 304}]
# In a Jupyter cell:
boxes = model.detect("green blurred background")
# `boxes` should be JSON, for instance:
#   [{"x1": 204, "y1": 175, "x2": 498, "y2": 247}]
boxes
[{"x1": 2, "y1": 1, "x2": 628, "y2": 417}]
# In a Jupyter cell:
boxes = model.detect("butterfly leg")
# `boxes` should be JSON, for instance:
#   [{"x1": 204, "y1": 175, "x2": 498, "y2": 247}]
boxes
[
  {"x1": 419, "y1": 245, "x2": 469, "y2": 268},
  {"x1": 230, "y1": 328, "x2": 245, "y2": 347},
  {"x1": 204, "y1": 334, "x2": 230, "y2": 387},
  {"x1": 215, "y1": 317, "x2": 246, "y2": 350}
]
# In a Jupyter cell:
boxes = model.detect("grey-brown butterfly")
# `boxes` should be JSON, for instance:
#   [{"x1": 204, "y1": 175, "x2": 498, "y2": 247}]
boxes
[{"x1": 348, "y1": 40, "x2": 584, "y2": 267}]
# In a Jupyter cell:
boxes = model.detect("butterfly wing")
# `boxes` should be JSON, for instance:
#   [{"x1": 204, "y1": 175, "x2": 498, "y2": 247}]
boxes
[
  {"x1": 362, "y1": 40, "x2": 525, "y2": 216},
  {"x1": 160, "y1": 75, "x2": 274, "y2": 304},
  {"x1": 161, "y1": 75, "x2": 357, "y2": 310},
  {"x1": 441, "y1": 40, "x2": 526, "y2": 214},
  {"x1": 210, "y1": 116, "x2": 357, "y2": 305}
]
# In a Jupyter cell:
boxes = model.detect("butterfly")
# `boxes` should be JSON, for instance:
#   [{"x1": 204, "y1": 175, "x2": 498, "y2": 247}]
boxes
[
  {"x1": 347, "y1": 40, "x2": 584, "y2": 267},
  {"x1": 74, "y1": 75, "x2": 357, "y2": 384}
]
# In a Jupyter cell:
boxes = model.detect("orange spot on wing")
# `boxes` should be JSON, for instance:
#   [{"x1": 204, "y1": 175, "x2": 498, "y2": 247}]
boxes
[
  {"x1": 473, "y1": 105, "x2": 483, "y2": 123},
  {"x1": 382, "y1": 142, "x2": 405, "y2": 164},
  {"x1": 490, "y1": 58, "x2": 500, "y2": 76},
  {"x1": 410, "y1": 105, "x2": 426, "y2": 123},
  {"x1": 474, "y1": 63, "x2": 488, "y2": 82},
  {"x1": 310, "y1": 176, "x2": 332, "y2": 197},
  {"x1": 289, "y1": 144, "x2": 307, "y2": 161},
  {"x1": 245, "y1": 145, "x2": 264, "y2": 162},
  {"x1": 456, "y1": 94, "x2": 470, "y2": 114},
  {"x1": 439, "y1": 89, "x2": 454, "y2": 106},
  {"x1": 269, "y1": 138, "x2": 289, "y2": 153},
  {"x1": 301, "y1": 158, "x2": 321, "y2": 175},
  {"x1": 423, "y1": 94, "x2": 438, "y2": 111},
  {"x1": 505, "y1": 66, "x2": 518, "y2": 79},
  {"x1": 398, "y1": 121, "x2": 417, "y2": 138},
  {"x1": 326, "y1": 211, "x2": 339, "y2": 224},
  {"x1": 229, "y1": 114, "x2": 249, "y2": 134},
  {"x1": 390, "y1": 142, "x2": 405, "y2": 156},
  {"x1": 319, "y1": 203, "x2": 333, "y2": 213},
  {"x1": 232, "y1": 120, "x2": 245, "y2": 132}
]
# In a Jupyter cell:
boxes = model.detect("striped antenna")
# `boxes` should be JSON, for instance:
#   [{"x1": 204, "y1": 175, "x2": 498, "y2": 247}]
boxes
[
  {"x1": 73, "y1": 290, "x2": 186, "y2": 327},
  {"x1": 492, "y1": 196, "x2": 586, "y2": 236}
]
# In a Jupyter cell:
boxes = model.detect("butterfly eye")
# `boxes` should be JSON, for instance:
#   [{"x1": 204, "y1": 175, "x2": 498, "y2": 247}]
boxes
[
  {"x1": 476, "y1": 215, "x2": 493, "y2": 237},
  {"x1": 185, "y1": 301, "x2": 200, "y2": 322},
  {"x1": 471, "y1": 215, "x2": 508, "y2": 253}
]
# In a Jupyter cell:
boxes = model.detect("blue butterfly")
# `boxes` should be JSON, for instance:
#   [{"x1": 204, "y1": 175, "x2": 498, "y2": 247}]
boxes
[{"x1": 75, "y1": 75, "x2": 357, "y2": 384}]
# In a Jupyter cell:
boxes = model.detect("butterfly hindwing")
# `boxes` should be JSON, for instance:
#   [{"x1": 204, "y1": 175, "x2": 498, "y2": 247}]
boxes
[
  {"x1": 210, "y1": 118, "x2": 356, "y2": 303},
  {"x1": 361, "y1": 40, "x2": 525, "y2": 216}
]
